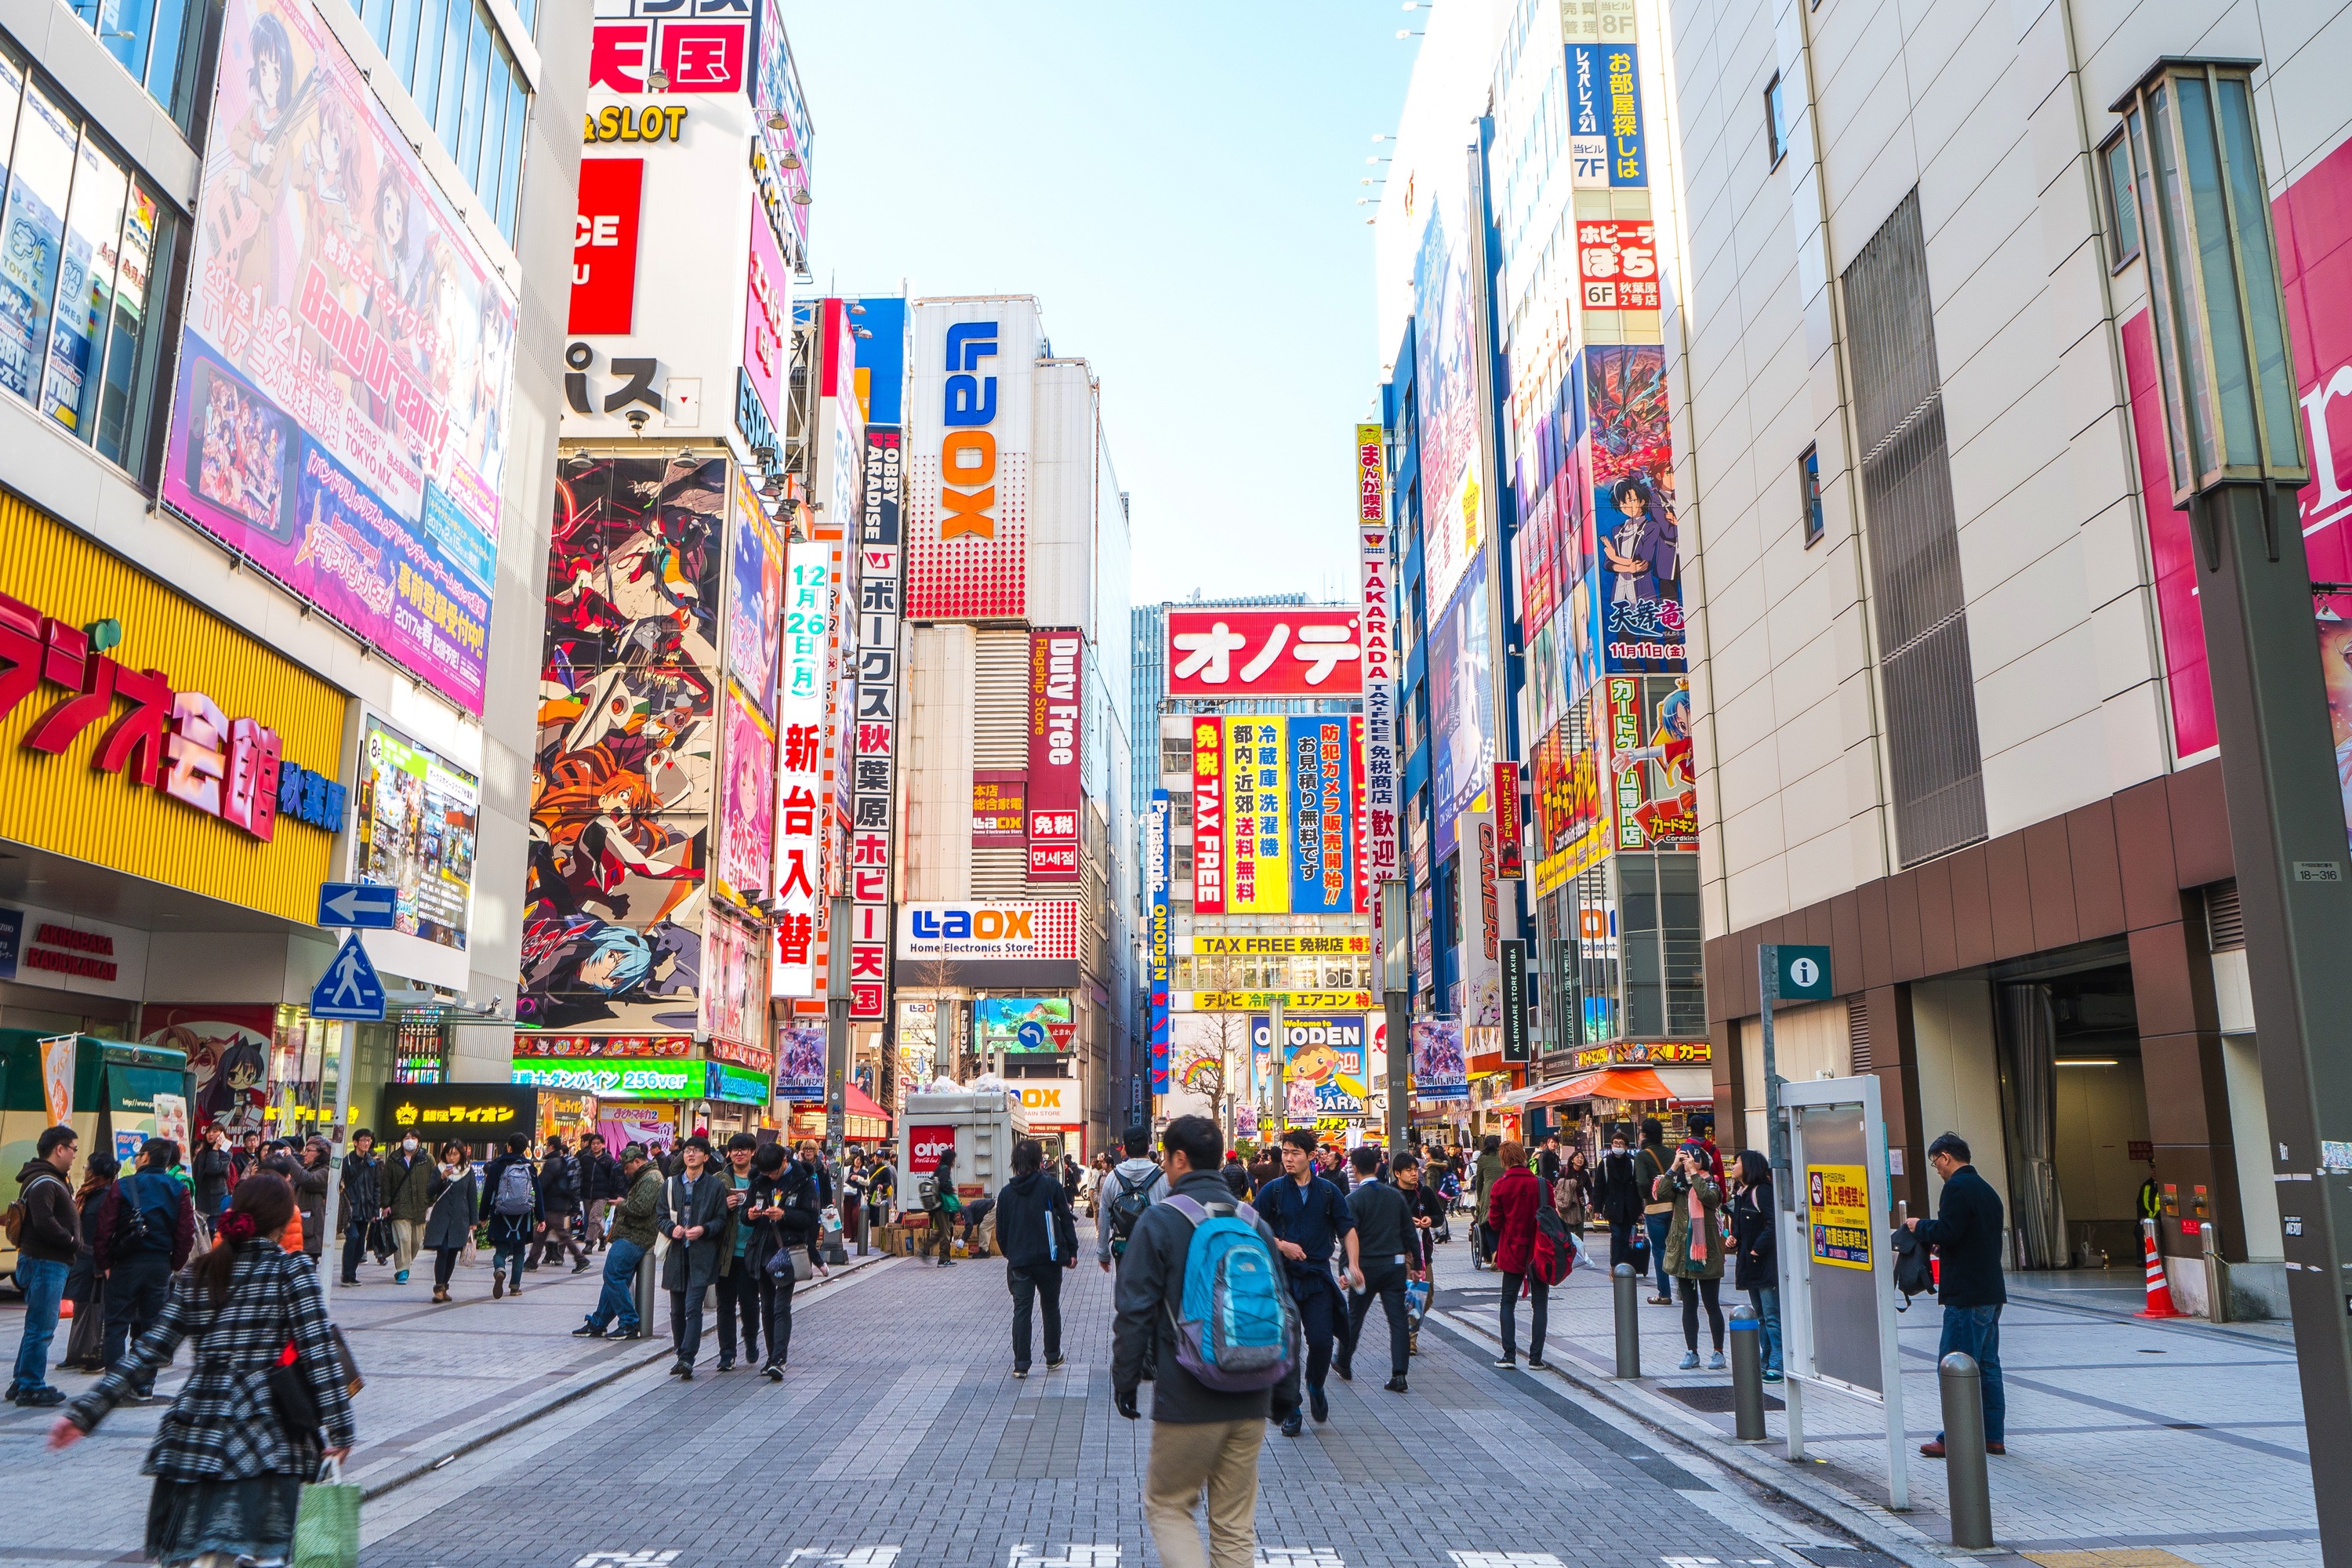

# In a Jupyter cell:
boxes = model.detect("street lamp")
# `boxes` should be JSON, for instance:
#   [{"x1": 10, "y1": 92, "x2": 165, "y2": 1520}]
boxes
[{"x1": 2115, "y1": 56, "x2": 2352, "y2": 1549}]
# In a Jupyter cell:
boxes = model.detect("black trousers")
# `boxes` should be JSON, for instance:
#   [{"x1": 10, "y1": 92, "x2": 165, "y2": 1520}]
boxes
[
  {"x1": 102, "y1": 1253, "x2": 172, "y2": 1393},
  {"x1": 766, "y1": 1272, "x2": 795, "y2": 1365},
  {"x1": 1607, "y1": 1219, "x2": 1643, "y2": 1270},
  {"x1": 1009, "y1": 1262, "x2": 1065, "y2": 1370},
  {"x1": 432, "y1": 1247, "x2": 462, "y2": 1289},
  {"x1": 1499, "y1": 1270, "x2": 1549, "y2": 1362},
  {"x1": 716, "y1": 1267, "x2": 764, "y2": 1363},
  {"x1": 1344, "y1": 1261, "x2": 1412, "y2": 1377},
  {"x1": 1292, "y1": 1270, "x2": 1341, "y2": 1389},
  {"x1": 670, "y1": 1286, "x2": 707, "y2": 1364},
  {"x1": 1679, "y1": 1275, "x2": 1725, "y2": 1350},
  {"x1": 340, "y1": 1219, "x2": 376, "y2": 1283}
]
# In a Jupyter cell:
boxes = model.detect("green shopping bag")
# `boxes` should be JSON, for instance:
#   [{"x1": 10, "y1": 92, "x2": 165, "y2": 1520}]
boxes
[{"x1": 292, "y1": 1458, "x2": 361, "y2": 1568}]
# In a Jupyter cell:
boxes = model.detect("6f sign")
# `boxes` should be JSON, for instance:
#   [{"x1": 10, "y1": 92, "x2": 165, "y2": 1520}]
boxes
[{"x1": 1773, "y1": 944, "x2": 1832, "y2": 1001}]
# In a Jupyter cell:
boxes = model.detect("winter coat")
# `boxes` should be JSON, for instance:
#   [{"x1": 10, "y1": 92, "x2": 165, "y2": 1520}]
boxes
[
  {"x1": 658, "y1": 1170, "x2": 733, "y2": 1291},
  {"x1": 289, "y1": 1160, "x2": 330, "y2": 1257},
  {"x1": 1595, "y1": 1149, "x2": 1646, "y2": 1228},
  {"x1": 995, "y1": 1168, "x2": 1076, "y2": 1272},
  {"x1": 1472, "y1": 1152, "x2": 1506, "y2": 1223},
  {"x1": 10, "y1": 1159, "x2": 78, "y2": 1265},
  {"x1": 477, "y1": 1153, "x2": 546, "y2": 1245},
  {"x1": 1661, "y1": 1167, "x2": 1725, "y2": 1280},
  {"x1": 93, "y1": 1170, "x2": 198, "y2": 1274},
  {"x1": 1730, "y1": 1178, "x2": 1776, "y2": 1292},
  {"x1": 577, "y1": 1149, "x2": 626, "y2": 1203},
  {"x1": 422, "y1": 1167, "x2": 480, "y2": 1250},
  {"x1": 63, "y1": 1241, "x2": 355, "y2": 1475},
  {"x1": 383, "y1": 1149, "x2": 436, "y2": 1222},
  {"x1": 1096, "y1": 1156, "x2": 1168, "y2": 1264},
  {"x1": 537, "y1": 1151, "x2": 581, "y2": 1215},
  {"x1": 1111, "y1": 1170, "x2": 1300, "y2": 1425},
  {"x1": 608, "y1": 1163, "x2": 662, "y2": 1248},
  {"x1": 336, "y1": 1150, "x2": 384, "y2": 1229},
  {"x1": 741, "y1": 1165, "x2": 819, "y2": 1274},
  {"x1": 190, "y1": 1145, "x2": 231, "y2": 1211},
  {"x1": 1633, "y1": 1145, "x2": 1671, "y2": 1216},
  {"x1": 1553, "y1": 1164, "x2": 1592, "y2": 1227},
  {"x1": 1915, "y1": 1164, "x2": 2007, "y2": 1308},
  {"x1": 1486, "y1": 1165, "x2": 1552, "y2": 1276}
]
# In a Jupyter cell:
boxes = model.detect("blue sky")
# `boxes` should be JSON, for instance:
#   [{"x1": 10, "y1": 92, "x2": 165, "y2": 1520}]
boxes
[{"x1": 779, "y1": 2, "x2": 1418, "y2": 606}]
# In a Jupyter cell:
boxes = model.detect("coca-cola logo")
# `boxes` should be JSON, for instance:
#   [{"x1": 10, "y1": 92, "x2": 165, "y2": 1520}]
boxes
[{"x1": 909, "y1": 1125, "x2": 956, "y2": 1172}]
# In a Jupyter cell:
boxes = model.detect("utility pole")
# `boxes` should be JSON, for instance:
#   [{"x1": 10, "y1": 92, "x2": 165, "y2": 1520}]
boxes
[{"x1": 1381, "y1": 878, "x2": 1410, "y2": 1152}]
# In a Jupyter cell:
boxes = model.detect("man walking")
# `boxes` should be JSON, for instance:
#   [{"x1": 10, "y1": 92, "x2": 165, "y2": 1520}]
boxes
[
  {"x1": 532, "y1": 1137, "x2": 590, "y2": 1272},
  {"x1": 7, "y1": 1127, "x2": 79, "y2": 1406},
  {"x1": 93, "y1": 1138, "x2": 196, "y2": 1399},
  {"x1": 575, "y1": 1143, "x2": 660, "y2": 1341},
  {"x1": 1907, "y1": 1131, "x2": 2009, "y2": 1457},
  {"x1": 1112, "y1": 1115, "x2": 1299, "y2": 1568},
  {"x1": 1336, "y1": 1145, "x2": 1415, "y2": 1393},
  {"x1": 996, "y1": 1138, "x2": 1079, "y2": 1377},
  {"x1": 576, "y1": 1132, "x2": 621, "y2": 1249},
  {"x1": 1098, "y1": 1124, "x2": 1167, "y2": 1272},
  {"x1": 337, "y1": 1129, "x2": 386, "y2": 1286},
  {"x1": 1254, "y1": 1128, "x2": 1360, "y2": 1434},
  {"x1": 383, "y1": 1128, "x2": 433, "y2": 1283}
]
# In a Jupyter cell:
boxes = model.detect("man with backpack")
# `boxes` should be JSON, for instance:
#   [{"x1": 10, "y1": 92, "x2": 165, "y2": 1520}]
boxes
[
  {"x1": 1112, "y1": 1114, "x2": 1299, "y2": 1568},
  {"x1": 1098, "y1": 1125, "x2": 1167, "y2": 1272},
  {"x1": 1254, "y1": 1128, "x2": 1360, "y2": 1435},
  {"x1": 479, "y1": 1134, "x2": 544, "y2": 1298},
  {"x1": 93, "y1": 1138, "x2": 196, "y2": 1399},
  {"x1": 7, "y1": 1126, "x2": 81, "y2": 1407}
]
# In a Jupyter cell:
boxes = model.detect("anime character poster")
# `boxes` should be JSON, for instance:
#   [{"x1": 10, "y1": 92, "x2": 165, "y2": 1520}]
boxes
[
  {"x1": 160, "y1": 0, "x2": 514, "y2": 714},
  {"x1": 1531, "y1": 713, "x2": 1607, "y2": 897},
  {"x1": 725, "y1": 470, "x2": 783, "y2": 717},
  {"x1": 716, "y1": 678, "x2": 775, "y2": 905},
  {"x1": 1585, "y1": 345, "x2": 1684, "y2": 675},
  {"x1": 1606, "y1": 675, "x2": 1698, "y2": 849},
  {"x1": 1410, "y1": 1018, "x2": 1468, "y2": 1102},
  {"x1": 1428, "y1": 554, "x2": 1494, "y2": 865},
  {"x1": 699, "y1": 909, "x2": 764, "y2": 1049},
  {"x1": 142, "y1": 1005, "x2": 277, "y2": 1138},
  {"x1": 1414, "y1": 191, "x2": 1481, "y2": 608},
  {"x1": 775, "y1": 1022, "x2": 826, "y2": 1100},
  {"x1": 522, "y1": 455, "x2": 722, "y2": 1033}
]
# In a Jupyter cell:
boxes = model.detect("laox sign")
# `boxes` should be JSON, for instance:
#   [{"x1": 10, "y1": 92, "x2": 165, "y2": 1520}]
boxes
[
  {"x1": 938, "y1": 321, "x2": 1000, "y2": 539},
  {"x1": 909, "y1": 908, "x2": 1034, "y2": 942}
]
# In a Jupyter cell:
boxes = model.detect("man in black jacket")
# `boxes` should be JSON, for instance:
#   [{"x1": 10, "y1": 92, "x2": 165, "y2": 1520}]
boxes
[
  {"x1": 996, "y1": 1138, "x2": 1078, "y2": 1377},
  {"x1": 1113, "y1": 1115, "x2": 1298, "y2": 1568},
  {"x1": 8, "y1": 1126, "x2": 80, "y2": 1407},
  {"x1": 93, "y1": 1138, "x2": 195, "y2": 1399},
  {"x1": 1336, "y1": 1145, "x2": 1416, "y2": 1392},
  {"x1": 575, "y1": 1133, "x2": 622, "y2": 1250},
  {"x1": 1906, "y1": 1131, "x2": 2008, "y2": 1457},
  {"x1": 336, "y1": 1130, "x2": 386, "y2": 1285}
]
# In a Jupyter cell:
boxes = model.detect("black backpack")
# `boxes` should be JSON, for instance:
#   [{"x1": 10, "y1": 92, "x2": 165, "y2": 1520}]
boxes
[
  {"x1": 1891, "y1": 1225, "x2": 1936, "y2": 1309},
  {"x1": 1105, "y1": 1168, "x2": 1156, "y2": 1255}
]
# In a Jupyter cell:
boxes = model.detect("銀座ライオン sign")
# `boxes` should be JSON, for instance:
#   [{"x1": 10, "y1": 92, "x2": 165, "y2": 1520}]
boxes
[{"x1": 0, "y1": 493, "x2": 347, "y2": 924}]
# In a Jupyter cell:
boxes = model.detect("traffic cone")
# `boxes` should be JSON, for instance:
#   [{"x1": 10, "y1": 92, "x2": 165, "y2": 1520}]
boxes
[{"x1": 2136, "y1": 1219, "x2": 2182, "y2": 1319}]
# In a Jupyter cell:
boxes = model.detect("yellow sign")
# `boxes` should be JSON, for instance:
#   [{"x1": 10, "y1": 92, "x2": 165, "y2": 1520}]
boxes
[
  {"x1": 1192, "y1": 990, "x2": 1374, "y2": 1011},
  {"x1": 1225, "y1": 718, "x2": 1288, "y2": 913},
  {"x1": 582, "y1": 104, "x2": 687, "y2": 143},
  {"x1": 1192, "y1": 935, "x2": 1370, "y2": 956},
  {"x1": 391, "y1": 1102, "x2": 518, "y2": 1127},
  {"x1": 1806, "y1": 1163, "x2": 1871, "y2": 1270}
]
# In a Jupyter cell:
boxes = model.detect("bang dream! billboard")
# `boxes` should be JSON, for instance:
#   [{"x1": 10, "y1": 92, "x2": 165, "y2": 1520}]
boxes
[{"x1": 163, "y1": 0, "x2": 518, "y2": 717}]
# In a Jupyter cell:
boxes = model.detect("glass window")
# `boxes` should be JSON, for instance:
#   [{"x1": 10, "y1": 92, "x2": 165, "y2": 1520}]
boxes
[
  {"x1": 98, "y1": 0, "x2": 158, "y2": 92},
  {"x1": 512, "y1": 0, "x2": 535, "y2": 39},
  {"x1": 434, "y1": 0, "x2": 471, "y2": 146},
  {"x1": 0, "y1": 49, "x2": 25, "y2": 191},
  {"x1": 38, "y1": 130, "x2": 129, "y2": 437},
  {"x1": 1798, "y1": 443, "x2": 1824, "y2": 545},
  {"x1": 0, "y1": 79, "x2": 79, "y2": 403},
  {"x1": 1765, "y1": 73, "x2": 1788, "y2": 168},
  {"x1": 2102, "y1": 134, "x2": 2140, "y2": 267},
  {"x1": 495, "y1": 59, "x2": 528, "y2": 241},
  {"x1": 472, "y1": 33, "x2": 510, "y2": 202},
  {"x1": 146, "y1": 0, "x2": 197, "y2": 128},
  {"x1": 453, "y1": 0, "x2": 492, "y2": 170},
  {"x1": 364, "y1": 0, "x2": 394, "y2": 58},
  {"x1": 96, "y1": 185, "x2": 168, "y2": 467},
  {"x1": 411, "y1": 0, "x2": 448, "y2": 127},
  {"x1": 388, "y1": 0, "x2": 423, "y2": 90}
]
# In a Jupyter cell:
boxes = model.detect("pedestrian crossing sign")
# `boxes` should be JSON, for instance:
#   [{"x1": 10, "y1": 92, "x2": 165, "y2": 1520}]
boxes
[{"x1": 310, "y1": 932, "x2": 387, "y2": 1021}]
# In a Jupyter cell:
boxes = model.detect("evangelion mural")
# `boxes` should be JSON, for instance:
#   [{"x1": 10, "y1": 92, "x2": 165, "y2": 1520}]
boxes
[{"x1": 522, "y1": 456, "x2": 721, "y2": 1032}]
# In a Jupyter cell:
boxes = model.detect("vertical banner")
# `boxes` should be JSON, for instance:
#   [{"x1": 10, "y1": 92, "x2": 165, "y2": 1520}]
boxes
[
  {"x1": 1494, "y1": 760, "x2": 1524, "y2": 878},
  {"x1": 1190, "y1": 717, "x2": 1225, "y2": 915},
  {"x1": 1025, "y1": 628, "x2": 1083, "y2": 880},
  {"x1": 850, "y1": 424, "x2": 906, "y2": 1020},
  {"x1": 39, "y1": 1034, "x2": 74, "y2": 1126},
  {"x1": 906, "y1": 300, "x2": 1040, "y2": 619},
  {"x1": 1351, "y1": 713, "x2": 1368, "y2": 917},
  {"x1": 1356, "y1": 423, "x2": 1399, "y2": 909},
  {"x1": 771, "y1": 540, "x2": 833, "y2": 996},
  {"x1": 1149, "y1": 789, "x2": 1172, "y2": 1096},
  {"x1": 1226, "y1": 717, "x2": 1289, "y2": 914},
  {"x1": 1500, "y1": 938, "x2": 1530, "y2": 1062},
  {"x1": 1289, "y1": 717, "x2": 1351, "y2": 915}
]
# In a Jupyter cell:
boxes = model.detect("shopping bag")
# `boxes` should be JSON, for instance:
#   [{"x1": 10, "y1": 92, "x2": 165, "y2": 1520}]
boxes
[
  {"x1": 1568, "y1": 1230, "x2": 1595, "y2": 1275},
  {"x1": 1404, "y1": 1279, "x2": 1432, "y2": 1326},
  {"x1": 291, "y1": 1458, "x2": 361, "y2": 1568}
]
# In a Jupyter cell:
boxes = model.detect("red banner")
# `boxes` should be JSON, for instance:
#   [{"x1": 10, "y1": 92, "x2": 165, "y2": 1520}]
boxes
[
  {"x1": 1025, "y1": 629, "x2": 1083, "y2": 881},
  {"x1": 1165, "y1": 608, "x2": 1365, "y2": 697},
  {"x1": 1494, "y1": 760, "x2": 1524, "y2": 879},
  {"x1": 568, "y1": 159, "x2": 644, "y2": 335}
]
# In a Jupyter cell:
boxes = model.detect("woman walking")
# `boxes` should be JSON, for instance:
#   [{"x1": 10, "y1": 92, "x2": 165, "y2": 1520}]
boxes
[
  {"x1": 1729, "y1": 1149, "x2": 1781, "y2": 1381},
  {"x1": 60, "y1": 1154, "x2": 120, "y2": 1371},
  {"x1": 1633, "y1": 1120, "x2": 1674, "y2": 1304},
  {"x1": 1485, "y1": 1141, "x2": 1554, "y2": 1370},
  {"x1": 47, "y1": 1174, "x2": 354, "y2": 1568},
  {"x1": 424, "y1": 1142, "x2": 478, "y2": 1302},
  {"x1": 659, "y1": 1137, "x2": 729, "y2": 1377},
  {"x1": 1553, "y1": 1146, "x2": 1593, "y2": 1237},
  {"x1": 1663, "y1": 1143, "x2": 1727, "y2": 1369},
  {"x1": 291, "y1": 1139, "x2": 331, "y2": 1269}
]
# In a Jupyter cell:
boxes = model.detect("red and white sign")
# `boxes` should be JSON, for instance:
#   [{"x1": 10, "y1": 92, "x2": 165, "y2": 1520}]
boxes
[
  {"x1": 1166, "y1": 608, "x2": 1365, "y2": 697},
  {"x1": 1356, "y1": 423, "x2": 1399, "y2": 898},
  {"x1": 1026, "y1": 628, "x2": 1083, "y2": 882},
  {"x1": 1577, "y1": 220, "x2": 1659, "y2": 310},
  {"x1": 660, "y1": 22, "x2": 746, "y2": 92},
  {"x1": 1015, "y1": 1079, "x2": 1084, "y2": 1130},
  {"x1": 909, "y1": 1125, "x2": 956, "y2": 1173},
  {"x1": 1190, "y1": 717, "x2": 1225, "y2": 913},
  {"x1": 568, "y1": 160, "x2": 644, "y2": 336}
]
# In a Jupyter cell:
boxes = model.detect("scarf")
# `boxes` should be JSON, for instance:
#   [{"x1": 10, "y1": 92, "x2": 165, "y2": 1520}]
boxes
[{"x1": 1688, "y1": 1181, "x2": 1708, "y2": 1264}]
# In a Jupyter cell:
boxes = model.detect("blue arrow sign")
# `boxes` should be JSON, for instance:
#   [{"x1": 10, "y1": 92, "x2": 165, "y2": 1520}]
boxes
[
  {"x1": 310, "y1": 934, "x2": 387, "y2": 1021},
  {"x1": 316, "y1": 882, "x2": 397, "y2": 929}
]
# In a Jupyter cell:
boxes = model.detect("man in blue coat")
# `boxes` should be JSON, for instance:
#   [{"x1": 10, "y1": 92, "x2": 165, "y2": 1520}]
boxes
[{"x1": 1906, "y1": 1131, "x2": 2008, "y2": 1457}]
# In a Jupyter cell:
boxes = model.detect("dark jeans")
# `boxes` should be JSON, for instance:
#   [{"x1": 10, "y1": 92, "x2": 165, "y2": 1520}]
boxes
[
  {"x1": 1608, "y1": 1219, "x2": 1643, "y2": 1271},
  {"x1": 1009, "y1": 1262, "x2": 1065, "y2": 1370},
  {"x1": 533, "y1": 1213, "x2": 588, "y2": 1267},
  {"x1": 766, "y1": 1272, "x2": 795, "y2": 1364},
  {"x1": 670, "y1": 1287, "x2": 707, "y2": 1364},
  {"x1": 341, "y1": 1219, "x2": 375, "y2": 1283},
  {"x1": 9, "y1": 1255, "x2": 67, "y2": 1394},
  {"x1": 1938, "y1": 1304, "x2": 2005, "y2": 1443},
  {"x1": 491, "y1": 1242, "x2": 526, "y2": 1287},
  {"x1": 1345, "y1": 1261, "x2": 1412, "y2": 1377},
  {"x1": 1679, "y1": 1275, "x2": 1725, "y2": 1350},
  {"x1": 587, "y1": 1237, "x2": 644, "y2": 1331},
  {"x1": 1292, "y1": 1270, "x2": 1341, "y2": 1388},
  {"x1": 1498, "y1": 1270, "x2": 1548, "y2": 1362},
  {"x1": 103, "y1": 1252, "x2": 172, "y2": 1394},
  {"x1": 432, "y1": 1247, "x2": 463, "y2": 1289},
  {"x1": 717, "y1": 1266, "x2": 762, "y2": 1363},
  {"x1": 1644, "y1": 1213, "x2": 1672, "y2": 1295}
]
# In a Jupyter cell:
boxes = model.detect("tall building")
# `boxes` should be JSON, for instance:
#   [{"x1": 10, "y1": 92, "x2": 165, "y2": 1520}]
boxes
[{"x1": 0, "y1": 0, "x2": 583, "y2": 1136}]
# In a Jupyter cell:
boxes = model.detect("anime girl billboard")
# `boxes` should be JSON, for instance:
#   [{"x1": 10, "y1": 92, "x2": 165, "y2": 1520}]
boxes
[
  {"x1": 1586, "y1": 344, "x2": 1685, "y2": 675},
  {"x1": 142, "y1": 1006, "x2": 277, "y2": 1138}
]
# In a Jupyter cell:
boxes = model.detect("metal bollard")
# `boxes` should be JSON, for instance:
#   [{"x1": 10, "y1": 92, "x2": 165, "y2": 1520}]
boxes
[
  {"x1": 1612, "y1": 1263, "x2": 1642, "y2": 1379},
  {"x1": 1727, "y1": 1305, "x2": 1766, "y2": 1439},
  {"x1": 856, "y1": 1203, "x2": 870, "y2": 1258},
  {"x1": 634, "y1": 1240, "x2": 658, "y2": 1338},
  {"x1": 2201, "y1": 1221, "x2": 2229, "y2": 1323},
  {"x1": 1939, "y1": 1352, "x2": 1994, "y2": 1548}
]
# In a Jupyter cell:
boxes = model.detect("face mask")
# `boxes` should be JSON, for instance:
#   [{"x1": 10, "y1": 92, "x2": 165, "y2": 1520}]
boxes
[{"x1": 404, "y1": 1138, "x2": 419, "y2": 1151}]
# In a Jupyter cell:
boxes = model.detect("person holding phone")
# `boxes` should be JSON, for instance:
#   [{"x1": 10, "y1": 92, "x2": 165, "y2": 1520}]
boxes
[
  {"x1": 1663, "y1": 1143, "x2": 1727, "y2": 1370},
  {"x1": 422, "y1": 1142, "x2": 478, "y2": 1303}
]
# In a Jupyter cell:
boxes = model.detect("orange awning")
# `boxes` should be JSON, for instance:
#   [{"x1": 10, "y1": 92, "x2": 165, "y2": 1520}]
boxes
[{"x1": 1529, "y1": 1066, "x2": 1671, "y2": 1106}]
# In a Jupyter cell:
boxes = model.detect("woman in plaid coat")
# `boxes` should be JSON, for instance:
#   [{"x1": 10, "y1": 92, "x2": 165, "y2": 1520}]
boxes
[{"x1": 48, "y1": 1172, "x2": 355, "y2": 1567}]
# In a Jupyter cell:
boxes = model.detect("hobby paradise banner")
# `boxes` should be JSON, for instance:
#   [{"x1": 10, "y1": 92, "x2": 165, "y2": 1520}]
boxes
[{"x1": 163, "y1": 0, "x2": 518, "y2": 716}]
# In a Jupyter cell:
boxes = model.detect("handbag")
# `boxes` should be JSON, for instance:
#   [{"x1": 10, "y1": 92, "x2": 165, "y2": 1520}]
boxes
[
  {"x1": 764, "y1": 1243, "x2": 814, "y2": 1283},
  {"x1": 1404, "y1": 1279, "x2": 1432, "y2": 1325},
  {"x1": 270, "y1": 1324, "x2": 363, "y2": 1438},
  {"x1": 291, "y1": 1457, "x2": 361, "y2": 1568}
]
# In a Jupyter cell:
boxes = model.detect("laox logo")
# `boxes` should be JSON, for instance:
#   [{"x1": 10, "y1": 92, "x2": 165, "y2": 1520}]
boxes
[
  {"x1": 909, "y1": 907, "x2": 1035, "y2": 941},
  {"x1": 939, "y1": 321, "x2": 1000, "y2": 539}
]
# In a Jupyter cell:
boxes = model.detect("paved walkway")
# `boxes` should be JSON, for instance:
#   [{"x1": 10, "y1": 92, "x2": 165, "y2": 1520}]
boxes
[{"x1": 1434, "y1": 1236, "x2": 2315, "y2": 1568}]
